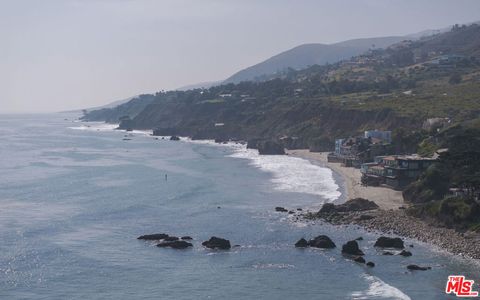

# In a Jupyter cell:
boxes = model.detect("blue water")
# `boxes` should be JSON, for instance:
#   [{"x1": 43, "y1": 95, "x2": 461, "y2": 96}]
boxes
[{"x1": 0, "y1": 114, "x2": 479, "y2": 300}]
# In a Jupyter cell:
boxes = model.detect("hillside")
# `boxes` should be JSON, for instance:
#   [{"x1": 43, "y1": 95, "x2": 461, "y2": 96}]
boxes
[
  {"x1": 82, "y1": 24, "x2": 480, "y2": 151},
  {"x1": 223, "y1": 36, "x2": 405, "y2": 84}
]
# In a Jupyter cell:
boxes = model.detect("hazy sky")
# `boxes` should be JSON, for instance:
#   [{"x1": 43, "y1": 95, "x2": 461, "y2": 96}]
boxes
[{"x1": 1, "y1": 0, "x2": 480, "y2": 113}]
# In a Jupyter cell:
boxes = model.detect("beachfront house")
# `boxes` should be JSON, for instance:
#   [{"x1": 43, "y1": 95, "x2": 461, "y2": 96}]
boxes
[
  {"x1": 360, "y1": 155, "x2": 437, "y2": 189},
  {"x1": 328, "y1": 132, "x2": 392, "y2": 167}
]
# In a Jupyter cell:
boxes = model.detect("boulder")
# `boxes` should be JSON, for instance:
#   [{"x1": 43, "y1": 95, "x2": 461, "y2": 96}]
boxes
[
  {"x1": 294, "y1": 238, "x2": 309, "y2": 248},
  {"x1": 374, "y1": 237, "x2": 404, "y2": 249},
  {"x1": 399, "y1": 250, "x2": 412, "y2": 257},
  {"x1": 164, "y1": 236, "x2": 179, "y2": 241},
  {"x1": 308, "y1": 235, "x2": 336, "y2": 249},
  {"x1": 157, "y1": 240, "x2": 193, "y2": 249},
  {"x1": 319, "y1": 203, "x2": 336, "y2": 214},
  {"x1": 275, "y1": 207, "x2": 288, "y2": 212},
  {"x1": 335, "y1": 198, "x2": 379, "y2": 212},
  {"x1": 407, "y1": 264, "x2": 431, "y2": 271},
  {"x1": 202, "y1": 236, "x2": 231, "y2": 250},
  {"x1": 318, "y1": 198, "x2": 378, "y2": 214},
  {"x1": 181, "y1": 236, "x2": 193, "y2": 240},
  {"x1": 342, "y1": 240, "x2": 364, "y2": 256},
  {"x1": 366, "y1": 262, "x2": 375, "y2": 267},
  {"x1": 170, "y1": 135, "x2": 180, "y2": 141},
  {"x1": 137, "y1": 233, "x2": 169, "y2": 240},
  {"x1": 354, "y1": 256, "x2": 366, "y2": 264},
  {"x1": 257, "y1": 141, "x2": 285, "y2": 155},
  {"x1": 355, "y1": 237, "x2": 364, "y2": 241},
  {"x1": 383, "y1": 251, "x2": 394, "y2": 255}
]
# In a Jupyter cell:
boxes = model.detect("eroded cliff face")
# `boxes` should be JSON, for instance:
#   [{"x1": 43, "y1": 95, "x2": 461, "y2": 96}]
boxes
[{"x1": 128, "y1": 99, "x2": 419, "y2": 150}]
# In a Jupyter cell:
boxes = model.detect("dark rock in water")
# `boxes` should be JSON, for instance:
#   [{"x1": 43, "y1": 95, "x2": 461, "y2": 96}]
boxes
[
  {"x1": 407, "y1": 264, "x2": 431, "y2": 271},
  {"x1": 354, "y1": 256, "x2": 366, "y2": 264},
  {"x1": 157, "y1": 240, "x2": 193, "y2": 249},
  {"x1": 137, "y1": 233, "x2": 169, "y2": 240},
  {"x1": 374, "y1": 236, "x2": 404, "y2": 249},
  {"x1": 170, "y1": 135, "x2": 180, "y2": 141},
  {"x1": 297, "y1": 208, "x2": 303, "y2": 211},
  {"x1": 181, "y1": 236, "x2": 193, "y2": 240},
  {"x1": 366, "y1": 261, "x2": 375, "y2": 267},
  {"x1": 275, "y1": 207, "x2": 288, "y2": 212},
  {"x1": 288, "y1": 211, "x2": 295, "y2": 214},
  {"x1": 342, "y1": 240, "x2": 364, "y2": 256},
  {"x1": 355, "y1": 237, "x2": 364, "y2": 241},
  {"x1": 164, "y1": 236, "x2": 179, "y2": 241},
  {"x1": 308, "y1": 235, "x2": 336, "y2": 249},
  {"x1": 409, "y1": 244, "x2": 414, "y2": 248},
  {"x1": 202, "y1": 236, "x2": 231, "y2": 250},
  {"x1": 295, "y1": 238, "x2": 309, "y2": 248},
  {"x1": 383, "y1": 251, "x2": 394, "y2": 255},
  {"x1": 399, "y1": 250, "x2": 412, "y2": 257},
  {"x1": 257, "y1": 140, "x2": 285, "y2": 155}
]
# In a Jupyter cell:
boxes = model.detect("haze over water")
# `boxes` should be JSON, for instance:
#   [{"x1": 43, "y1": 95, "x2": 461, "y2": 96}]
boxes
[{"x1": 0, "y1": 113, "x2": 479, "y2": 299}]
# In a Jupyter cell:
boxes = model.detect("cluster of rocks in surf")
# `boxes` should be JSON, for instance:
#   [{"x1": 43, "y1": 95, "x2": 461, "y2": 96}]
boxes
[
  {"x1": 307, "y1": 198, "x2": 480, "y2": 260},
  {"x1": 137, "y1": 233, "x2": 231, "y2": 250}
]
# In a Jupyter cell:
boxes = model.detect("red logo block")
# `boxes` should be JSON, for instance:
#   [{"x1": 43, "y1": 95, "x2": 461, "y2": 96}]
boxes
[{"x1": 446, "y1": 276, "x2": 479, "y2": 297}]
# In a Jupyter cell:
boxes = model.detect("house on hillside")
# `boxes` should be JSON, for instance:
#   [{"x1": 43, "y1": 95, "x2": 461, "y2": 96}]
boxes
[
  {"x1": 361, "y1": 155, "x2": 437, "y2": 189},
  {"x1": 328, "y1": 133, "x2": 392, "y2": 167}
]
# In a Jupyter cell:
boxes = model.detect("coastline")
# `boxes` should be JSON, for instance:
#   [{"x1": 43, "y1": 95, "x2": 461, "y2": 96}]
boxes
[
  {"x1": 288, "y1": 149, "x2": 480, "y2": 260},
  {"x1": 287, "y1": 150, "x2": 404, "y2": 210}
]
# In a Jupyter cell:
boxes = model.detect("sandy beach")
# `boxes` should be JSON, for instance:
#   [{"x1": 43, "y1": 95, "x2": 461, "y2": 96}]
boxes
[
  {"x1": 288, "y1": 150, "x2": 404, "y2": 210},
  {"x1": 288, "y1": 149, "x2": 480, "y2": 259}
]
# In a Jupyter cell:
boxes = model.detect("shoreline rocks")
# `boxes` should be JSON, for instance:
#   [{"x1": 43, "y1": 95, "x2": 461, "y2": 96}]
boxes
[
  {"x1": 202, "y1": 237, "x2": 231, "y2": 250},
  {"x1": 374, "y1": 237, "x2": 404, "y2": 249},
  {"x1": 342, "y1": 240, "x2": 364, "y2": 256},
  {"x1": 308, "y1": 235, "x2": 336, "y2": 249},
  {"x1": 407, "y1": 264, "x2": 431, "y2": 271},
  {"x1": 157, "y1": 240, "x2": 193, "y2": 249},
  {"x1": 137, "y1": 233, "x2": 169, "y2": 240}
]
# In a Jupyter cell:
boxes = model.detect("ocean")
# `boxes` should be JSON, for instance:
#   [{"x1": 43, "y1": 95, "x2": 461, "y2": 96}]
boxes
[{"x1": 0, "y1": 113, "x2": 478, "y2": 300}]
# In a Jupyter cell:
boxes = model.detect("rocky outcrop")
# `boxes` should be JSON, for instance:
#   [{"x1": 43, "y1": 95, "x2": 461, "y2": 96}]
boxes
[
  {"x1": 308, "y1": 235, "x2": 336, "y2": 249},
  {"x1": 295, "y1": 238, "x2": 309, "y2": 248},
  {"x1": 164, "y1": 236, "x2": 179, "y2": 241},
  {"x1": 354, "y1": 256, "x2": 366, "y2": 264},
  {"x1": 202, "y1": 237, "x2": 231, "y2": 250},
  {"x1": 170, "y1": 135, "x2": 180, "y2": 141},
  {"x1": 137, "y1": 233, "x2": 169, "y2": 240},
  {"x1": 157, "y1": 240, "x2": 193, "y2": 249},
  {"x1": 275, "y1": 207, "x2": 288, "y2": 212},
  {"x1": 117, "y1": 116, "x2": 135, "y2": 131},
  {"x1": 407, "y1": 264, "x2": 431, "y2": 271},
  {"x1": 257, "y1": 141, "x2": 285, "y2": 155},
  {"x1": 342, "y1": 240, "x2": 364, "y2": 256},
  {"x1": 366, "y1": 261, "x2": 375, "y2": 267},
  {"x1": 181, "y1": 236, "x2": 193, "y2": 240},
  {"x1": 319, "y1": 198, "x2": 378, "y2": 214},
  {"x1": 399, "y1": 250, "x2": 412, "y2": 257},
  {"x1": 374, "y1": 236, "x2": 404, "y2": 249}
]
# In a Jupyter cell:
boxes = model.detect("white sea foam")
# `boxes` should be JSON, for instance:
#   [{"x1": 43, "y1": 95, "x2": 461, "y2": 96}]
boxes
[
  {"x1": 68, "y1": 123, "x2": 119, "y2": 131},
  {"x1": 68, "y1": 124, "x2": 341, "y2": 202},
  {"x1": 229, "y1": 147, "x2": 341, "y2": 202},
  {"x1": 351, "y1": 274, "x2": 411, "y2": 300}
]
